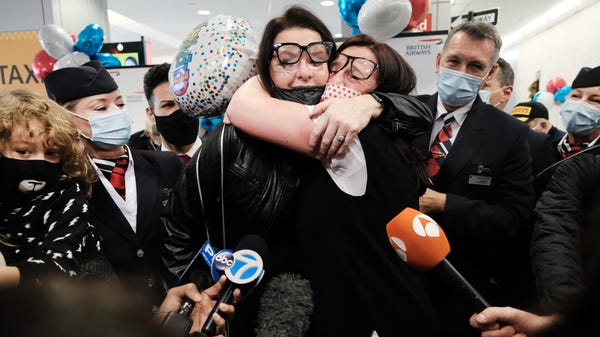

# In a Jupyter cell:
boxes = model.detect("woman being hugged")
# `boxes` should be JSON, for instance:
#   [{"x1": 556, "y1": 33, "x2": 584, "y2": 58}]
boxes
[
  {"x1": 227, "y1": 33, "x2": 436, "y2": 337},
  {"x1": 0, "y1": 89, "x2": 97, "y2": 287}
]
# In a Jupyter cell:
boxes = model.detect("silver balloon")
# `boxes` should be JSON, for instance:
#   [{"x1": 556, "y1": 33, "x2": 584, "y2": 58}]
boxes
[
  {"x1": 358, "y1": 0, "x2": 412, "y2": 40},
  {"x1": 53, "y1": 51, "x2": 91, "y2": 71},
  {"x1": 38, "y1": 24, "x2": 75, "y2": 60}
]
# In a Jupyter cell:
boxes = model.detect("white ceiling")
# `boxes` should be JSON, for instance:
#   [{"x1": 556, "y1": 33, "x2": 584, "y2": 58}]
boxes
[{"x1": 105, "y1": 0, "x2": 597, "y2": 64}]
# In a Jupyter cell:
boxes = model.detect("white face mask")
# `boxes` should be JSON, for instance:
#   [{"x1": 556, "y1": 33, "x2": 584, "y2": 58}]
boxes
[
  {"x1": 479, "y1": 87, "x2": 504, "y2": 106},
  {"x1": 320, "y1": 82, "x2": 362, "y2": 101},
  {"x1": 71, "y1": 109, "x2": 132, "y2": 149}
]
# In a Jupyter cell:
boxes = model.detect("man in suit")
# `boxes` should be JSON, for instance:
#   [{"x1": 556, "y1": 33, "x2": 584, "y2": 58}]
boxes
[
  {"x1": 45, "y1": 61, "x2": 183, "y2": 307},
  {"x1": 141, "y1": 63, "x2": 203, "y2": 166},
  {"x1": 481, "y1": 58, "x2": 557, "y2": 183},
  {"x1": 512, "y1": 101, "x2": 566, "y2": 147},
  {"x1": 479, "y1": 57, "x2": 514, "y2": 112},
  {"x1": 415, "y1": 22, "x2": 536, "y2": 336}
]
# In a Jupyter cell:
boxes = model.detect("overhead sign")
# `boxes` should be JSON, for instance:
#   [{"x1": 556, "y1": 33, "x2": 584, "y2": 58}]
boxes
[{"x1": 451, "y1": 8, "x2": 498, "y2": 27}]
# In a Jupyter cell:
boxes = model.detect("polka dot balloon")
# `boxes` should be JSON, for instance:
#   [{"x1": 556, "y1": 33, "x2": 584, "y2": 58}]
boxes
[{"x1": 169, "y1": 15, "x2": 258, "y2": 118}]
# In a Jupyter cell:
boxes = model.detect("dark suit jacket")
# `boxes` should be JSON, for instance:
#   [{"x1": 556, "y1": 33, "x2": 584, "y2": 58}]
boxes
[
  {"x1": 89, "y1": 149, "x2": 182, "y2": 305},
  {"x1": 128, "y1": 130, "x2": 158, "y2": 151},
  {"x1": 415, "y1": 94, "x2": 536, "y2": 335}
]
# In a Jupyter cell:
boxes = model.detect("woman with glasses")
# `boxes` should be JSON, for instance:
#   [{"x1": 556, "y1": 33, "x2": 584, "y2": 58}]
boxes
[
  {"x1": 161, "y1": 6, "x2": 399, "y2": 337},
  {"x1": 226, "y1": 34, "x2": 438, "y2": 337}
]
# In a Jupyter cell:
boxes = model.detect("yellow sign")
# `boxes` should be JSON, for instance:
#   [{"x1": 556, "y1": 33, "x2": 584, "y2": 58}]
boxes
[
  {"x1": 511, "y1": 106, "x2": 532, "y2": 116},
  {"x1": 0, "y1": 30, "x2": 46, "y2": 95}
]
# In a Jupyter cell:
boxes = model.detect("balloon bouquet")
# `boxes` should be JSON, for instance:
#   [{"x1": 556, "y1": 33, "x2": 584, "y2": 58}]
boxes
[
  {"x1": 168, "y1": 15, "x2": 258, "y2": 132},
  {"x1": 33, "y1": 23, "x2": 121, "y2": 80},
  {"x1": 339, "y1": 0, "x2": 431, "y2": 40},
  {"x1": 533, "y1": 76, "x2": 571, "y2": 112}
]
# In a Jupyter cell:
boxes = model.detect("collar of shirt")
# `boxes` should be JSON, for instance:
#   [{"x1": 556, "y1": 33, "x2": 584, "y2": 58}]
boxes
[
  {"x1": 430, "y1": 96, "x2": 475, "y2": 147},
  {"x1": 88, "y1": 145, "x2": 138, "y2": 232},
  {"x1": 160, "y1": 137, "x2": 202, "y2": 157}
]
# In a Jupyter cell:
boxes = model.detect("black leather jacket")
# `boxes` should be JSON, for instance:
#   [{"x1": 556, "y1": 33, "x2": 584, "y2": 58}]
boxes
[
  {"x1": 531, "y1": 151, "x2": 600, "y2": 309},
  {"x1": 161, "y1": 92, "x2": 434, "y2": 288}
]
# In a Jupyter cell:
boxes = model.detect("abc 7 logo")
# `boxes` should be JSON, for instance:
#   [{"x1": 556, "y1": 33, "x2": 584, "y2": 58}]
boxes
[
  {"x1": 213, "y1": 251, "x2": 234, "y2": 270},
  {"x1": 225, "y1": 249, "x2": 264, "y2": 285}
]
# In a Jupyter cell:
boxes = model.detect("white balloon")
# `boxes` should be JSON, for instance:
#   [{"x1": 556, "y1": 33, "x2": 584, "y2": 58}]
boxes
[
  {"x1": 358, "y1": 0, "x2": 412, "y2": 40},
  {"x1": 53, "y1": 51, "x2": 91, "y2": 71},
  {"x1": 39, "y1": 24, "x2": 75, "y2": 60},
  {"x1": 536, "y1": 91, "x2": 556, "y2": 112}
]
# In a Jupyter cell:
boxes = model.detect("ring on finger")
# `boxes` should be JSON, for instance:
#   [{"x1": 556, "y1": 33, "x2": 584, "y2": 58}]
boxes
[{"x1": 335, "y1": 134, "x2": 345, "y2": 142}]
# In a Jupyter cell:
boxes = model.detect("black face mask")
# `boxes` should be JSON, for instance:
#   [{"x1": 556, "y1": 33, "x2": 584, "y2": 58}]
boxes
[
  {"x1": 272, "y1": 86, "x2": 325, "y2": 105},
  {"x1": 0, "y1": 157, "x2": 62, "y2": 208},
  {"x1": 154, "y1": 109, "x2": 199, "y2": 146}
]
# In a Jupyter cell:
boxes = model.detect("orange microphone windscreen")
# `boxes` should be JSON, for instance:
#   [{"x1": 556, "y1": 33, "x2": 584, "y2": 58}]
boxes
[{"x1": 386, "y1": 207, "x2": 450, "y2": 271}]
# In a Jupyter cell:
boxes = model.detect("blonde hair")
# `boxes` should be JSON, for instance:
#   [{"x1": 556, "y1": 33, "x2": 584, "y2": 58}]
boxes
[{"x1": 0, "y1": 89, "x2": 96, "y2": 195}]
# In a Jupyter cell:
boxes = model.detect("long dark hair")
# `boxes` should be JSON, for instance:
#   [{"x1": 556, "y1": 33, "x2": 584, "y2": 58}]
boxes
[
  {"x1": 338, "y1": 34, "x2": 427, "y2": 188},
  {"x1": 256, "y1": 6, "x2": 335, "y2": 97}
]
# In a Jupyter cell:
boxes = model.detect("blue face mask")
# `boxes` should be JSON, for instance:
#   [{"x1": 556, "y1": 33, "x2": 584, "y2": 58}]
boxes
[
  {"x1": 73, "y1": 109, "x2": 132, "y2": 150},
  {"x1": 560, "y1": 100, "x2": 600, "y2": 136},
  {"x1": 437, "y1": 67, "x2": 486, "y2": 107}
]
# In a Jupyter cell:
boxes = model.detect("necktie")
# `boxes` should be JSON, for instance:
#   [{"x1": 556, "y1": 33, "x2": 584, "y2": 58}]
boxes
[
  {"x1": 427, "y1": 113, "x2": 456, "y2": 178},
  {"x1": 110, "y1": 156, "x2": 128, "y2": 200},
  {"x1": 178, "y1": 154, "x2": 191, "y2": 166}
]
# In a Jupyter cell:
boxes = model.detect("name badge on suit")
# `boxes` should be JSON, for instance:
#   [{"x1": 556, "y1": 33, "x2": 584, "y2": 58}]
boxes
[{"x1": 468, "y1": 165, "x2": 494, "y2": 187}]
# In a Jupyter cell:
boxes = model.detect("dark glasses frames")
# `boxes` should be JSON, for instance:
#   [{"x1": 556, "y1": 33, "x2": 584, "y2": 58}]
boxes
[
  {"x1": 272, "y1": 41, "x2": 334, "y2": 65},
  {"x1": 330, "y1": 53, "x2": 380, "y2": 80}
]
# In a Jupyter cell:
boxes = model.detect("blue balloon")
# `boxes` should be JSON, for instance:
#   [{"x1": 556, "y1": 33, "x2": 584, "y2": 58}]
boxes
[
  {"x1": 338, "y1": 0, "x2": 367, "y2": 29},
  {"x1": 92, "y1": 53, "x2": 121, "y2": 68},
  {"x1": 554, "y1": 85, "x2": 572, "y2": 104},
  {"x1": 532, "y1": 91, "x2": 542, "y2": 102},
  {"x1": 200, "y1": 115, "x2": 224, "y2": 132},
  {"x1": 75, "y1": 24, "x2": 105, "y2": 57}
]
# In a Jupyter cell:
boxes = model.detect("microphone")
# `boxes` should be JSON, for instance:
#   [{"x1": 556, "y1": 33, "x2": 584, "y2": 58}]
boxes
[
  {"x1": 255, "y1": 273, "x2": 314, "y2": 337},
  {"x1": 199, "y1": 234, "x2": 268, "y2": 337},
  {"x1": 386, "y1": 207, "x2": 490, "y2": 311}
]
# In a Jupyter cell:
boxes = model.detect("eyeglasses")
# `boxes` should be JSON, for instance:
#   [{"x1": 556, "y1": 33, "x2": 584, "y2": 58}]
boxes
[
  {"x1": 330, "y1": 53, "x2": 380, "y2": 80},
  {"x1": 272, "y1": 41, "x2": 334, "y2": 65}
]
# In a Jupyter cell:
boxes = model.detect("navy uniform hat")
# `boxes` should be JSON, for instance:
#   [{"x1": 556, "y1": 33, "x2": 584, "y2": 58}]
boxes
[
  {"x1": 572, "y1": 66, "x2": 600, "y2": 89},
  {"x1": 44, "y1": 61, "x2": 118, "y2": 105},
  {"x1": 511, "y1": 101, "x2": 549, "y2": 123}
]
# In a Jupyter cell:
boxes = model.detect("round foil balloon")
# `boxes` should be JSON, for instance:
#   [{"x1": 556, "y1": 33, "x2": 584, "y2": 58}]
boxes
[
  {"x1": 339, "y1": 0, "x2": 367, "y2": 31},
  {"x1": 39, "y1": 24, "x2": 75, "y2": 60},
  {"x1": 545, "y1": 76, "x2": 567, "y2": 94},
  {"x1": 53, "y1": 51, "x2": 91, "y2": 71},
  {"x1": 75, "y1": 23, "x2": 105, "y2": 57},
  {"x1": 169, "y1": 15, "x2": 258, "y2": 118},
  {"x1": 93, "y1": 53, "x2": 122, "y2": 68},
  {"x1": 534, "y1": 91, "x2": 556, "y2": 111},
  {"x1": 32, "y1": 49, "x2": 57, "y2": 80},
  {"x1": 358, "y1": 0, "x2": 412, "y2": 40},
  {"x1": 405, "y1": 0, "x2": 431, "y2": 30}
]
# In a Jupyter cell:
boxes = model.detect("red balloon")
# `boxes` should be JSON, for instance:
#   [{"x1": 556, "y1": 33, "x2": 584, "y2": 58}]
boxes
[
  {"x1": 32, "y1": 49, "x2": 56, "y2": 80},
  {"x1": 545, "y1": 77, "x2": 567, "y2": 94},
  {"x1": 405, "y1": 0, "x2": 431, "y2": 30},
  {"x1": 70, "y1": 33, "x2": 77, "y2": 42}
]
